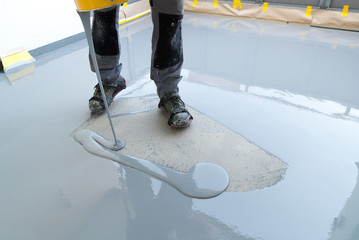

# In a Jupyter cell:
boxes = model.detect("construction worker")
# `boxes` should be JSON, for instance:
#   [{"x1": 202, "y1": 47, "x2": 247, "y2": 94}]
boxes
[{"x1": 88, "y1": 0, "x2": 193, "y2": 128}]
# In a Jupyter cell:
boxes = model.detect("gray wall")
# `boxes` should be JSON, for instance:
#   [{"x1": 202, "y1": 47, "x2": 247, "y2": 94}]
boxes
[
  {"x1": 266, "y1": 0, "x2": 319, "y2": 6},
  {"x1": 330, "y1": 0, "x2": 359, "y2": 9},
  {"x1": 220, "y1": 0, "x2": 359, "y2": 9}
]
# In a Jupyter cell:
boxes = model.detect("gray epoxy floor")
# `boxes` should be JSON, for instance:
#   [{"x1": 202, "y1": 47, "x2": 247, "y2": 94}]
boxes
[{"x1": 1, "y1": 12, "x2": 359, "y2": 240}]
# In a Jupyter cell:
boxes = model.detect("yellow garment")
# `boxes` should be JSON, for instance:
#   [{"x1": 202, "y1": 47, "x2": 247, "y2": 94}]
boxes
[{"x1": 75, "y1": 0, "x2": 128, "y2": 12}]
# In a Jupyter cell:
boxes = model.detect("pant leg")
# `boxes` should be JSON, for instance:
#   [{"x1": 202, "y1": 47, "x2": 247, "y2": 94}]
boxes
[
  {"x1": 89, "y1": 6, "x2": 122, "y2": 87},
  {"x1": 150, "y1": 0, "x2": 185, "y2": 99}
]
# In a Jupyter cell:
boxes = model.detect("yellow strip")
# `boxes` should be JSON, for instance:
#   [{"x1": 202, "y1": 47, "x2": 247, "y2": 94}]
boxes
[
  {"x1": 1, "y1": 51, "x2": 33, "y2": 71},
  {"x1": 214, "y1": 0, "x2": 218, "y2": 8},
  {"x1": 342, "y1": 5, "x2": 349, "y2": 17},
  {"x1": 233, "y1": 0, "x2": 242, "y2": 9},
  {"x1": 192, "y1": 0, "x2": 197, "y2": 8},
  {"x1": 305, "y1": 6, "x2": 312, "y2": 17},
  {"x1": 124, "y1": 2, "x2": 128, "y2": 8},
  {"x1": 262, "y1": 2, "x2": 268, "y2": 12},
  {"x1": 119, "y1": 10, "x2": 151, "y2": 25}
]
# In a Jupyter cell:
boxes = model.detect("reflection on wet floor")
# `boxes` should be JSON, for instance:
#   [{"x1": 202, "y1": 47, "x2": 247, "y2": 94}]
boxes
[
  {"x1": 329, "y1": 163, "x2": 359, "y2": 239},
  {"x1": 1, "y1": 12, "x2": 359, "y2": 240},
  {"x1": 179, "y1": 13, "x2": 359, "y2": 240},
  {"x1": 119, "y1": 12, "x2": 359, "y2": 240}
]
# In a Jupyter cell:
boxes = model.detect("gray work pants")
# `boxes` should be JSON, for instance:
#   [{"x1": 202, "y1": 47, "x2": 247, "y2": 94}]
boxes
[{"x1": 90, "y1": 0, "x2": 184, "y2": 99}]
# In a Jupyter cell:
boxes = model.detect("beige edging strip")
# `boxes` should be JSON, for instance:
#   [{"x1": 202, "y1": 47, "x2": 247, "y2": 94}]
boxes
[{"x1": 184, "y1": 1, "x2": 359, "y2": 31}]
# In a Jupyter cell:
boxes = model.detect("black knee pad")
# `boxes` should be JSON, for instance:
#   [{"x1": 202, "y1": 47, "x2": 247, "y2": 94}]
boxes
[
  {"x1": 154, "y1": 13, "x2": 183, "y2": 69},
  {"x1": 92, "y1": 7, "x2": 120, "y2": 56}
]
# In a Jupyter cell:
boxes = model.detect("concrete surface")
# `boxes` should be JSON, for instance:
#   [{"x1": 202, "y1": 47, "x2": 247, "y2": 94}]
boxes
[{"x1": 73, "y1": 97, "x2": 287, "y2": 192}]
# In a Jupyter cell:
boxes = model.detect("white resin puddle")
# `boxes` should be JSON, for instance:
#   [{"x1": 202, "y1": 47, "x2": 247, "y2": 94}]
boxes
[{"x1": 75, "y1": 129, "x2": 229, "y2": 199}]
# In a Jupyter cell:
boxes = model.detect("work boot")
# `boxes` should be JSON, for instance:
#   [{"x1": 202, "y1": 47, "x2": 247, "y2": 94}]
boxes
[
  {"x1": 89, "y1": 76, "x2": 126, "y2": 114},
  {"x1": 158, "y1": 92, "x2": 193, "y2": 128}
]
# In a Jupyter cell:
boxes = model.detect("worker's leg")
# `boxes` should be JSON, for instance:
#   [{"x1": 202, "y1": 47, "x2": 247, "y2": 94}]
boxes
[
  {"x1": 89, "y1": 6, "x2": 126, "y2": 114},
  {"x1": 150, "y1": 0, "x2": 184, "y2": 99},
  {"x1": 150, "y1": 0, "x2": 192, "y2": 127}
]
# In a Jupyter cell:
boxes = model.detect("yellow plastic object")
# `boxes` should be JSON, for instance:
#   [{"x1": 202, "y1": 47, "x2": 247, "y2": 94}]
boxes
[
  {"x1": 233, "y1": 0, "x2": 242, "y2": 9},
  {"x1": 305, "y1": 6, "x2": 312, "y2": 17},
  {"x1": 74, "y1": 0, "x2": 128, "y2": 12},
  {"x1": 342, "y1": 5, "x2": 349, "y2": 17},
  {"x1": 262, "y1": 2, "x2": 268, "y2": 12},
  {"x1": 1, "y1": 51, "x2": 34, "y2": 72}
]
